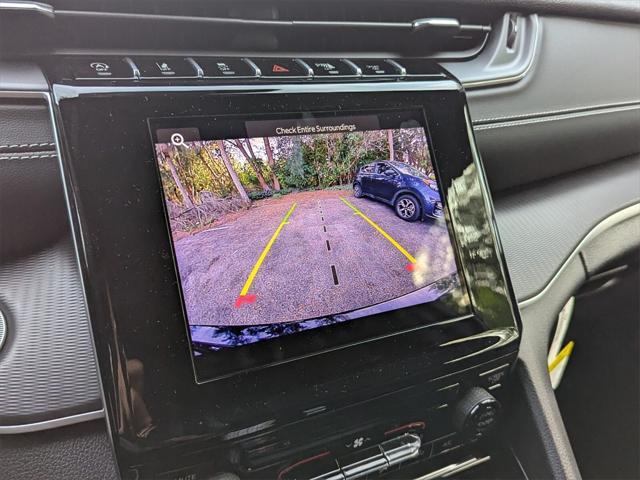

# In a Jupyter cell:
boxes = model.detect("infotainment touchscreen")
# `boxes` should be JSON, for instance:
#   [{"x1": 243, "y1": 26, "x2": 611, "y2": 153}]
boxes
[{"x1": 150, "y1": 110, "x2": 470, "y2": 379}]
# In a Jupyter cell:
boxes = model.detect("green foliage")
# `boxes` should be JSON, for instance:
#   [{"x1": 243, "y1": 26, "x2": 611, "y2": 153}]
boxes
[
  {"x1": 236, "y1": 162, "x2": 260, "y2": 190},
  {"x1": 280, "y1": 138, "x2": 311, "y2": 189},
  {"x1": 156, "y1": 128, "x2": 434, "y2": 210}
]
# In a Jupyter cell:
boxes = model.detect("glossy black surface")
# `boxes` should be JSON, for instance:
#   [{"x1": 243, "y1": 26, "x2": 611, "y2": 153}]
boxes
[
  {"x1": 149, "y1": 108, "x2": 468, "y2": 382},
  {"x1": 52, "y1": 79, "x2": 521, "y2": 478}
]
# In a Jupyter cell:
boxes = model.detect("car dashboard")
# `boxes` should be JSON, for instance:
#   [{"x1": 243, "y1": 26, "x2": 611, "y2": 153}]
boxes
[{"x1": 0, "y1": 1, "x2": 638, "y2": 479}]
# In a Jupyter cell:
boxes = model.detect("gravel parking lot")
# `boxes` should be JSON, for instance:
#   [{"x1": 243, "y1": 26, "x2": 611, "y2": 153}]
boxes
[{"x1": 174, "y1": 189, "x2": 456, "y2": 326}]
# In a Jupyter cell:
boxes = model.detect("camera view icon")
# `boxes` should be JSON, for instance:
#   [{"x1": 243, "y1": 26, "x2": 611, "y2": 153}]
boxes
[{"x1": 170, "y1": 133, "x2": 185, "y2": 146}]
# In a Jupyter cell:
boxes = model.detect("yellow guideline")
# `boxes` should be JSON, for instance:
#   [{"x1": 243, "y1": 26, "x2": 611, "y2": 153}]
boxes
[
  {"x1": 238, "y1": 202, "x2": 297, "y2": 299},
  {"x1": 340, "y1": 196, "x2": 417, "y2": 264}
]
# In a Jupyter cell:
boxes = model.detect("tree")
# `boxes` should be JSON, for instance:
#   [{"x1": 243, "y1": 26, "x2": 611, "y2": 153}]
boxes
[
  {"x1": 387, "y1": 129, "x2": 395, "y2": 161},
  {"x1": 162, "y1": 146, "x2": 194, "y2": 208},
  {"x1": 286, "y1": 136, "x2": 307, "y2": 188},
  {"x1": 213, "y1": 141, "x2": 250, "y2": 205},
  {"x1": 233, "y1": 139, "x2": 271, "y2": 191},
  {"x1": 262, "y1": 137, "x2": 281, "y2": 190}
]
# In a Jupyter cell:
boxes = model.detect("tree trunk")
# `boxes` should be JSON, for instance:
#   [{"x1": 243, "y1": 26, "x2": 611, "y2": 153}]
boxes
[
  {"x1": 234, "y1": 139, "x2": 271, "y2": 191},
  {"x1": 215, "y1": 141, "x2": 251, "y2": 205},
  {"x1": 167, "y1": 149, "x2": 194, "y2": 208},
  {"x1": 199, "y1": 147, "x2": 228, "y2": 194},
  {"x1": 198, "y1": 147, "x2": 218, "y2": 179},
  {"x1": 387, "y1": 129, "x2": 395, "y2": 161},
  {"x1": 262, "y1": 137, "x2": 281, "y2": 190}
]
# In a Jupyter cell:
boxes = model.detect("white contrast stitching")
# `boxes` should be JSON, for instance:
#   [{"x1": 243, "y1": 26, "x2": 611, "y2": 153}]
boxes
[
  {"x1": 474, "y1": 101, "x2": 640, "y2": 124},
  {"x1": 0, "y1": 153, "x2": 57, "y2": 160},
  {"x1": 474, "y1": 104, "x2": 640, "y2": 131},
  {"x1": 0, "y1": 142, "x2": 56, "y2": 150}
]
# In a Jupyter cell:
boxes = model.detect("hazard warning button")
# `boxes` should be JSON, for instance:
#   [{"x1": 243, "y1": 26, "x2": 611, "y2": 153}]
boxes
[{"x1": 250, "y1": 58, "x2": 312, "y2": 79}]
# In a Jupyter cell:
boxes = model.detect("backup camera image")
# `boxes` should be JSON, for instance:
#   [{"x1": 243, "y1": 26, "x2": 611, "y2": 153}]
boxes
[{"x1": 153, "y1": 114, "x2": 463, "y2": 351}]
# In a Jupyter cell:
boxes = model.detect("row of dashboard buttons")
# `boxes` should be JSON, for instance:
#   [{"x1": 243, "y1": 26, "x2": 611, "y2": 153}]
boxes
[{"x1": 65, "y1": 57, "x2": 443, "y2": 81}]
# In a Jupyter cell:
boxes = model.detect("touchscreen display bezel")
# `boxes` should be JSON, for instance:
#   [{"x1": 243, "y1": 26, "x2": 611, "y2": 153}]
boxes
[
  {"x1": 52, "y1": 81, "x2": 520, "y2": 478},
  {"x1": 148, "y1": 108, "x2": 471, "y2": 382}
]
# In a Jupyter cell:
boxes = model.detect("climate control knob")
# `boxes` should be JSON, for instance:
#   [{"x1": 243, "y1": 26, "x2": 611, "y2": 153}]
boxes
[{"x1": 452, "y1": 387, "x2": 501, "y2": 438}]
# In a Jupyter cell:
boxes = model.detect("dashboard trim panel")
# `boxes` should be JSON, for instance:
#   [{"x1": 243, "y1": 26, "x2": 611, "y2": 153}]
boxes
[
  {"x1": 519, "y1": 202, "x2": 640, "y2": 308},
  {"x1": 0, "y1": 409, "x2": 105, "y2": 434},
  {"x1": 474, "y1": 103, "x2": 640, "y2": 131}
]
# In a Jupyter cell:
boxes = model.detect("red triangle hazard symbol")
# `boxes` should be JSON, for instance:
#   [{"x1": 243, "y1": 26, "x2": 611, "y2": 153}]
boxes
[{"x1": 272, "y1": 64, "x2": 290, "y2": 73}]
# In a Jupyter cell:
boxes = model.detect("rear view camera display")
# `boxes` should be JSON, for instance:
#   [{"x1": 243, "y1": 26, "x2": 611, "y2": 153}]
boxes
[{"x1": 152, "y1": 112, "x2": 465, "y2": 357}]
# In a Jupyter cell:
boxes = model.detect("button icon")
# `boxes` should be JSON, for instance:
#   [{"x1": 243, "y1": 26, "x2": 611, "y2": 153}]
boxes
[
  {"x1": 170, "y1": 133, "x2": 185, "y2": 147},
  {"x1": 70, "y1": 58, "x2": 135, "y2": 80},
  {"x1": 251, "y1": 59, "x2": 310, "y2": 78},
  {"x1": 216, "y1": 62, "x2": 238, "y2": 75},
  {"x1": 155, "y1": 62, "x2": 176, "y2": 75},
  {"x1": 216, "y1": 62, "x2": 235, "y2": 75},
  {"x1": 345, "y1": 435, "x2": 370, "y2": 449},
  {"x1": 89, "y1": 62, "x2": 111, "y2": 75},
  {"x1": 313, "y1": 62, "x2": 341, "y2": 75},
  {"x1": 197, "y1": 58, "x2": 257, "y2": 78},
  {"x1": 301, "y1": 58, "x2": 358, "y2": 77}
]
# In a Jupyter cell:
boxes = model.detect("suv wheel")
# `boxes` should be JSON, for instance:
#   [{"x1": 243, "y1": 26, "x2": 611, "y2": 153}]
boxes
[
  {"x1": 395, "y1": 195, "x2": 420, "y2": 222},
  {"x1": 353, "y1": 182, "x2": 363, "y2": 198}
]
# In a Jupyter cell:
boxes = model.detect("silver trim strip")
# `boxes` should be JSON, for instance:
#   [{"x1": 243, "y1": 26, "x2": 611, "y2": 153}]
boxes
[
  {"x1": 519, "y1": 203, "x2": 640, "y2": 308},
  {"x1": 0, "y1": 90, "x2": 48, "y2": 98},
  {"x1": 0, "y1": 309, "x2": 7, "y2": 352},
  {"x1": 293, "y1": 58, "x2": 314, "y2": 78},
  {"x1": 474, "y1": 100, "x2": 640, "y2": 124},
  {"x1": 384, "y1": 59, "x2": 407, "y2": 77},
  {"x1": 461, "y1": 15, "x2": 540, "y2": 90},
  {"x1": 50, "y1": 80, "x2": 460, "y2": 100},
  {"x1": 242, "y1": 58, "x2": 261, "y2": 77},
  {"x1": 440, "y1": 327, "x2": 520, "y2": 364},
  {"x1": 442, "y1": 456, "x2": 492, "y2": 477},
  {"x1": 412, "y1": 17, "x2": 460, "y2": 31},
  {"x1": 341, "y1": 59, "x2": 363, "y2": 77},
  {"x1": 437, "y1": 383, "x2": 459, "y2": 392},
  {"x1": 0, "y1": 0, "x2": 54, "y2": 17},
  {"x1": 123, "y1": 57, "x2": 141, "y2": 80},
  {"x1": 0, "y1": 409, "x2": 105, "y2": 434},
  {"x1": 478, "y1": 363, "x2": 510, "y2": 377},
  {"x1": 186, "y1": 57, "x2": 204, "y2": 78},
  {"x1": 414, "y1": 456, "x2": 491, "y2": 480},
  {"x1": 474, "y1": 104, "x2": 640, "y2": 131}
]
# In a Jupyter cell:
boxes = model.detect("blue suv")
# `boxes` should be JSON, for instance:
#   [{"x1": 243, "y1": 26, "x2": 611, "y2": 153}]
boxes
[{"x1": 353, "y1": 161, "x2": 443, "y2": 222}]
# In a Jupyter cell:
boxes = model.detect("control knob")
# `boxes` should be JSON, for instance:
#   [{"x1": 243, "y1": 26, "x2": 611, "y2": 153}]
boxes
[{"x1": 452, "y1": 387, "x2": 501, "y2": 438}]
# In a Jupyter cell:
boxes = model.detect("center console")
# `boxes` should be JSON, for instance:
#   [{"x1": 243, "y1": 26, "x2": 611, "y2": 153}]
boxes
[{"x1": 49, "y1": 57, "x2": 521, "y2": 479}]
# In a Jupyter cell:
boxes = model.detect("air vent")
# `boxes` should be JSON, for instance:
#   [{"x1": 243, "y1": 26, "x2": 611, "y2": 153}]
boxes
[{"x1": 0, "y1": 1, "x2": 499, "y2": 58}]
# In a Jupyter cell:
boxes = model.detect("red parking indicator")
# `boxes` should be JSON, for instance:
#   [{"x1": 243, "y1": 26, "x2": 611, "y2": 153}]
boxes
[{"x1": 235, "y1": 294, "x2": 257, "y2": 308}]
